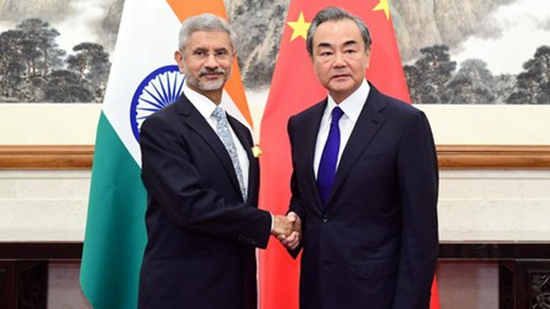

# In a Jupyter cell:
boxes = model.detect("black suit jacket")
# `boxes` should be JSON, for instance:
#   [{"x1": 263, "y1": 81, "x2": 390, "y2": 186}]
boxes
[
  {"x1": 288, "y1": 84, "x2": 439, "y2": 309},
  {"x1": 138, "y1": 93, "x2": 271, "y2": 309}
]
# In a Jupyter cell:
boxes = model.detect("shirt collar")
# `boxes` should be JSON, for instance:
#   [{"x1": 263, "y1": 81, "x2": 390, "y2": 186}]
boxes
[
  {"x1": 182, "y1": 82, "x2": 225, "y2": 119},
  {"x1": 326, "y1": 79, "x2": 370, "y2": 123}
]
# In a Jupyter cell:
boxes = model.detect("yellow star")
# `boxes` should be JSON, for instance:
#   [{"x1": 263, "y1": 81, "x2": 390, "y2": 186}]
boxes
[
  {"x1": 287, "y1": 11, "x2": 311, "y2": 41},
  {"x1": 373, "y1": 0, "x2": 391, "y2": 20}
]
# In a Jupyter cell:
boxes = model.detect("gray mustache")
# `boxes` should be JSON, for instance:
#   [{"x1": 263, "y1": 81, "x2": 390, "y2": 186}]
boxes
[{"x1": 199, "y1": 68, "x2": 225, "y2": 76}]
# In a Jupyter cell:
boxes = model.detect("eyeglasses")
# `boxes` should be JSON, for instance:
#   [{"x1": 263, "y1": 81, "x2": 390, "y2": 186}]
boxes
[{"x1": 187, "y1": 49, "x2": 234, "y2": 62}]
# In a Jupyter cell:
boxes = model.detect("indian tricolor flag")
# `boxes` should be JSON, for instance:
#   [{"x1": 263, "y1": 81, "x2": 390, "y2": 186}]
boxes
[{"x1": 79, "y1": 0, "x2": 251, "y2": 308}]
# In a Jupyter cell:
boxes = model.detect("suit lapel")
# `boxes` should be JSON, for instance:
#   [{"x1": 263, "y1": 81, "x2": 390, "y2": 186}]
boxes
[
  {"x1": 175, "y1": 96, "x2": 243, "y2": 198},
  {"x1": 327, "y1": 86, "x2": 387, "y2": 207},
  {"x1": 299, "y1": 102, "x2": 327, "y2": 212},
  {"x1": 228, "y1": 116, "x2": 257, "y2": 204}
]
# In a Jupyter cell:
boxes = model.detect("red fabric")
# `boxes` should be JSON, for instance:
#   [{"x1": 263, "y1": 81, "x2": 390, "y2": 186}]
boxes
[
  {"x1": 430, "y1": 277, "x2": 441, "y2": 309},
  {"x1": 258, "y1": 1, "x2": 440, "y2": 308}
]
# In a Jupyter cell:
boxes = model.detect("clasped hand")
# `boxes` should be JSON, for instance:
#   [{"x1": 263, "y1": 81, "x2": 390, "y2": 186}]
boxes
[{"x1": 271, "y1": 212, "x2": 301, "y2": 250}]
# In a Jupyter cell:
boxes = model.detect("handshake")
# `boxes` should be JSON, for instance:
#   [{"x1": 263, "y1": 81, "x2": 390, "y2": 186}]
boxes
[{"x1": 271, "y1": 212, "x2": 301, "y2": 250}]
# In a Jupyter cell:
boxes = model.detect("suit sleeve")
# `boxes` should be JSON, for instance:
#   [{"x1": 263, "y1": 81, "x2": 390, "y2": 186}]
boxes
[
  {"x1": 287, "y1": 116, "x2": 306, "y2": 258},
  {"x1": 140, "y1": 114, "x2": 272, "y2": 249},
  {"x1": 392, "y1": 110, "x2": 439, "y2": 309}
]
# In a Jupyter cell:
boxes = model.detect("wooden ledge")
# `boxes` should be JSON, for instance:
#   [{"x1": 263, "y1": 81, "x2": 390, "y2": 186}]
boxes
[
  {"x1": 437, "y1": 145, "x2": 550, "y2": 170},
  {"x1": 0, "y1": 145, "x2": 549, "y2": 170},
  {"x1": 0, "y1": 145, "x2": 93, "y2": 170}
]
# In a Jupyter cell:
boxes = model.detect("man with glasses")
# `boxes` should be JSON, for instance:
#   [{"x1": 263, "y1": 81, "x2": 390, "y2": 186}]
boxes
[{"x1": 138, "y1": 13, "x2": 294, "y2": 309}]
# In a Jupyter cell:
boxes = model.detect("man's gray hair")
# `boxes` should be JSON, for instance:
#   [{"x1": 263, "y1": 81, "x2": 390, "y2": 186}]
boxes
[
  {"x1": 306, "y1": 7, "x2": 372, "y2": 57},
  {"x1": 177, "y1": 13, "x2": 237, "y2": 52}
]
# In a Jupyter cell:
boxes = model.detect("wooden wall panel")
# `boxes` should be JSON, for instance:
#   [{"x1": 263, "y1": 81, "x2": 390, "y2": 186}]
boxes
[{"x1": 0, "y1": 145, "x2": 549, "y2": 170}]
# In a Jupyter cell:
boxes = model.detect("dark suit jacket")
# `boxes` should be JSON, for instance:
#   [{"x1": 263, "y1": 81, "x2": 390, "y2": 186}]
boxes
[
  {"x1": 288, "y1": 84, "x2": 439, "y2": 309},
  {"x1": 138, "y1": 93, "x2": 272, "y2": 309}
]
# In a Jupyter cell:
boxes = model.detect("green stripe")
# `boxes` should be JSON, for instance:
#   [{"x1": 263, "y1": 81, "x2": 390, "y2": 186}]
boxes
[{"x1": 80, "y1": 112, "x2": 147, "y2": 309}]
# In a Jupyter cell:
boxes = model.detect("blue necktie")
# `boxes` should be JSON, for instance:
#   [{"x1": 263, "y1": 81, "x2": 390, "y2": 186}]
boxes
[{"x1": 317, "y1": 106, "x2": 344, "y2": 206}]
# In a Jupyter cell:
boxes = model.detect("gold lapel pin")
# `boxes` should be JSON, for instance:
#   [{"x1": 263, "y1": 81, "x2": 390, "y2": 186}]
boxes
[{"x1": 252, "y1": 145, "x2": 263, "y2": 158}]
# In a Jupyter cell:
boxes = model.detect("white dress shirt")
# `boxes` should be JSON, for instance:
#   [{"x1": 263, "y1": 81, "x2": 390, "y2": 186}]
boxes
[
  {"x1": 182, "y1": 83, "x2": 250, "y2": 191},
  {"x1": 313, "y1": 80, "x2": 370, "y2": 178}
]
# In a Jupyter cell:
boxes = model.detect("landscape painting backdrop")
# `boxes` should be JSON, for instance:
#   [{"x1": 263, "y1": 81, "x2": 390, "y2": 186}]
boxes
[{"x1": 0, "y1": 0, "x2": 548, "y2": 104}]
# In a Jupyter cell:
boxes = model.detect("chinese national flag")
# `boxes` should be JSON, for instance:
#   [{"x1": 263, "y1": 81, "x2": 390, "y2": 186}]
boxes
[{"x1": 258, "y1": 1, "x2": 440, "y2": 309}]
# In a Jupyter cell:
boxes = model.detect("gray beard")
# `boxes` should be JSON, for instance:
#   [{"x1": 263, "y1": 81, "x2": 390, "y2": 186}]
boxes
[{"x1": 184, "y1": 68, "x2": 232, "y2": 92}]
